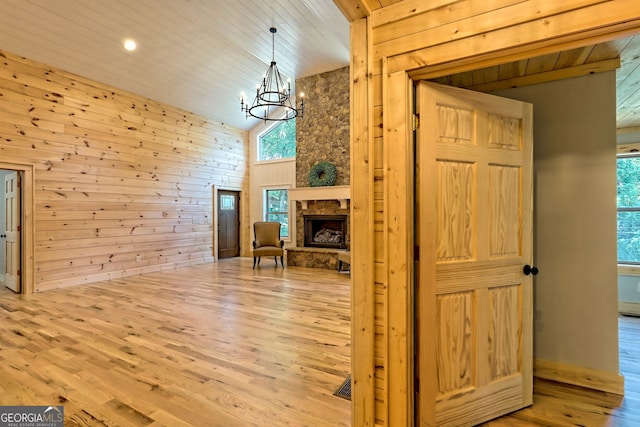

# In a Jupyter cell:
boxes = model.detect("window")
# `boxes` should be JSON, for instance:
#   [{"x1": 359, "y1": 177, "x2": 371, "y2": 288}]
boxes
[
  {"x1": 265, "y1": 189, "x2": 289, "y2": 238},
  {"x1": 258, "y1": 120, "x2": 296, "y2": 161},
  {"x1": 219, "y1": 194, "x2": 235, "y2": 210},
  {"x1": 617, "y1": 155, "x2": 640, "y2": 263}
]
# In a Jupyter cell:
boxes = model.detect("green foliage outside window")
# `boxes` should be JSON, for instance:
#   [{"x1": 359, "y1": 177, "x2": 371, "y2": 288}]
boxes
[
  {"x1": 259, "y1": 120, "x2": 296, "y2": 161},
  {"x1": 265, "y1": 189, "x2": 289, "y2": 238},
  {"x1": 617, "y1": 156, "x2": 640, "y2": 263}
]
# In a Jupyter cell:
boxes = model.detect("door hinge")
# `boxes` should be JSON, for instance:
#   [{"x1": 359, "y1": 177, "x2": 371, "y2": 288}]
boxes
[
  {"x1": 17, "y1": 225, "x2": 21, "y2": 232},
  {"x1": 412, "y1": 113, "x2": 420, "y2": 131},
  {"x1": 17, "y1": 270, "x2": 21, "y2": 276},
  {"x1": 414, "y1": 245, "x2": 420, "y2": 261}
]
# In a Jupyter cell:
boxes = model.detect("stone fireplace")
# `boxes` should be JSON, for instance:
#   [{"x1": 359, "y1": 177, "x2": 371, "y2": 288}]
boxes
[
  {"x1": 286, "y1": 65, "x2": 350, "y2": 269},
  {"x1": 286, "y1": 195, "x2": 350, "y2": 269}
]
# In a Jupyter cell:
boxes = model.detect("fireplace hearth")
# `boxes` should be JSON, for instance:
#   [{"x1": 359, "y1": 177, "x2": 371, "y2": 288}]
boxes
[{"x1": 304, "y1": 215, "x2": 347, "y2": 249}]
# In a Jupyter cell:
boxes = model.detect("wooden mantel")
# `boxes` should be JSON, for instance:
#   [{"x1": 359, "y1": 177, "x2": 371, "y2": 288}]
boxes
[{"x1": 289, "y1": 185, "x2": 350, "y2": 209}]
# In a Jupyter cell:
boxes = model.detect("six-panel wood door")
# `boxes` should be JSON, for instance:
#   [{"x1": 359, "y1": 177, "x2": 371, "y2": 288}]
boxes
[
  {"x1": 416, "y1": 82, "x2": 533, "y2": 426},
  {"x1": 4, "y1": 171, "x2": 20, "y2": 292}
]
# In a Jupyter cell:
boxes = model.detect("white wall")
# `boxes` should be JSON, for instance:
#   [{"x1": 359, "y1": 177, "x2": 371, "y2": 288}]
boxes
[
  {"x1": 248, "y1": 121, "x2": 297, "y2": 247},
  {"x1": 619, "y1": 274, "x2": 640, "y2": 305},
  {"x1": 494, "y1": 71, "x2": 619, "y2": 373}
]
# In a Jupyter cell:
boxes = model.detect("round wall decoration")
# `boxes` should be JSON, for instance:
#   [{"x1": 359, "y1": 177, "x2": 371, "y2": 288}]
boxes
[{"x1": 308, "y1": 161, "x2": 337, "y2": 187}]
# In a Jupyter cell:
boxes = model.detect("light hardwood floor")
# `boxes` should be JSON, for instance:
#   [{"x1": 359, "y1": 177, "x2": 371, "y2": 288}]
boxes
[
  {"x1": 0, "y1": 258, "x2": 351, "y2": 426},
  {"x1": 486, "y1": 315, "x2": 640, "y2": 427},
  {"x1": 1, "y1": 258, "x2": 638, "y2": 426}
]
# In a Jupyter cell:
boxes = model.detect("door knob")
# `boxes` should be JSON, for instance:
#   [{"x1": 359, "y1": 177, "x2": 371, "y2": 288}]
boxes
[{"x1": 523, "y1": 264, "x2": 538, "y2": 276}]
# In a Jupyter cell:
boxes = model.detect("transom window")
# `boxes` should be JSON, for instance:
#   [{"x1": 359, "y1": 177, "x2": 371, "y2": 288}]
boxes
[{"x1": 258, "y1": 120, "x2": 296, "y2": 161}]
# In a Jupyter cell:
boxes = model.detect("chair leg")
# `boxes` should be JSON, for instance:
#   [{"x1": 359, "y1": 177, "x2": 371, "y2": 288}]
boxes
[
  {"x1": 280, "y1": 255, "x2": 284, "y2": 268},
  {"x1": 253, "y1": 257, "x2": 257, "y2": 269},
  {"x1": 338, "y1": 260, "x2": 343, "y2": 272},
  {"x1": 273, "y1": 256, "x2": 278, "y2": 267}
]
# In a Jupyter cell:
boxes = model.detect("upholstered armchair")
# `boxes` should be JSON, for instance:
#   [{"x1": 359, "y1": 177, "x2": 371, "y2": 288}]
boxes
[{"x1": 252, "y1": 221, "x2": 284, "y2": 269}]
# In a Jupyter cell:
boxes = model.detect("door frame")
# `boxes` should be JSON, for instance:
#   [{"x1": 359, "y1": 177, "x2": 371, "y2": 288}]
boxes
[
  {"x1": 353, "y1": 29, "x2": 640, "y2": 427},
  {"x1": 217, "y1": 189, "x2": 241, "y2": 259},
  {"x1": 213, "y1": 186, "x2": 243, "y2": 261},
  {"x1": 0, "y1": 161, "x2": 35, "y2": 294},
  {"x1": 345, "y1": 6, "x2": 640, "y2": 425}
]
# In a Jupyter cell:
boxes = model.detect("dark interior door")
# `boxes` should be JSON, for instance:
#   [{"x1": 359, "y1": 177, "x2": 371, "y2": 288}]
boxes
[{"x1": 218, "y1": 190, "x2": 240, "y2": 259}]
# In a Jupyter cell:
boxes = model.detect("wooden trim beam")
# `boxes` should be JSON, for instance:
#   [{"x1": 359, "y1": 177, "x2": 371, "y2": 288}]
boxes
[
  {"x1": 408, "y1": 26, "x2": 638, "y2": 82},
  {"x1": 534, "y1": 359, "x2": 625, "y2": 396},
  {"x1": 465, "y1": 58, "x2": 620, "y2": 93},
  {"x1": 617, "y1": 142, "x2": 640, "y2": 153},
  {"x1": 619, "y1": 301, "x2": 640, "y2": 316},
  {"x1": 397, "y1": 3, "x2": 640, "y2": 79},
  {"x1": 383, "y1": 66, "x2": 413, "y2": 427},
  {"x1": 350, "y1": 17, "x2": 376, "y2": 427},
  {"x1": 333, "y1": 0, "x2": 370, "y2": 21},
  {"x1": 618, "y1": 264, "x2": 640, "y2": 275},
  {"x1": 618, "y1": 126, "x2": 640, "y2": 135},
  {"x1": 371, "y1": 0, "x2": 459, "y2": 29}
]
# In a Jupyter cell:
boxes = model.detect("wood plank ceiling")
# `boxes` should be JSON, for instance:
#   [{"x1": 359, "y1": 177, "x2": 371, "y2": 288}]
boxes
[
  {"x1": 0, "y1": 0, "x2": 350, "y2": 132},
  {"x1": 0, "y1": 0, "x2": 639, "y2": 143}
]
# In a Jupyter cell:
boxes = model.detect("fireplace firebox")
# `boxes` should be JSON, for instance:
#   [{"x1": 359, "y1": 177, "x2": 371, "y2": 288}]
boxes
[{"x1": 304, "y1": 215, "x2": 347, "y2": 249}]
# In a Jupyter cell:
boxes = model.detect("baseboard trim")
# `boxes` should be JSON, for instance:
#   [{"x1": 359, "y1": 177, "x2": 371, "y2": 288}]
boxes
[
  {"x1": 534, "y1": 359, "x2": 624, "y2": 395},
  {"x1": 619, "y1": 301, "x2": 640, "y2": 317}
]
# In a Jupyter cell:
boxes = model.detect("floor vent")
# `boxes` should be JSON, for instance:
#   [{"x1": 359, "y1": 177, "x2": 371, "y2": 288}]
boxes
[{"x1": 333, "y1": 375, "x2": 351, "y2": 400}]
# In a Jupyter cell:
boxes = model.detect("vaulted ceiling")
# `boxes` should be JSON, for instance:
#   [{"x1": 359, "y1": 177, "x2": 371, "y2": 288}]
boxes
[
  {"x1": 0, "y1": 0, "x2": 350, "y2": 132},
  {"x1": 1, "y1": 0, "x2": 639, "y2": 144}
]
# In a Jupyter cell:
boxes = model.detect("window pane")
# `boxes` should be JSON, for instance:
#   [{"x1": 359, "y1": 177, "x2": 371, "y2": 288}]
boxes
[
  {"x1": 267, "y1": 213, "x2": 289, "y2": 237},
  {"x1": 617, "y1": 157, "x2": 640, "y2": 208},
  {"x1": 618, "y1": 156, "x2": 640, "y2": 263},
  {"x1": 267, "y1": 190, "x2": 288, "y2": 213},
  {"x1": 265, "y1": 189, "x2": 289, "y2": 238},
  {"x1": 220, "y1": 194, "x2": 234, "y2": 210},
  {"x1": 618, "y1": 211, "x2": 640, "y2": 263},
  {"x1": 258, "y1": 120, "x2": 296, "y2": 161}
]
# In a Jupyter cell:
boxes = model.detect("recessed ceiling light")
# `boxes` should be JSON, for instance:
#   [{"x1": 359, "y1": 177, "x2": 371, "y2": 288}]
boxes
[{"x1": 123, "y1": 39, "x2": 137, "y2": 51}]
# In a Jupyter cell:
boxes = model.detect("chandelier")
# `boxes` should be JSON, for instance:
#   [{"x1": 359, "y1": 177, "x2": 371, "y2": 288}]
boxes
[{"x1": 240, "y1": 27, "x2": 303, "y2": 122}]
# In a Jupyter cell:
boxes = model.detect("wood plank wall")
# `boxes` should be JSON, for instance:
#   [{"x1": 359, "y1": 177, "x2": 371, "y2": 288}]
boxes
[
  {"x1": 0, "y1": 50, "x2": 249, "y2": 293},
  {"x1": 337, "y1": 0, "x2": 640, "y2": 426}
]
